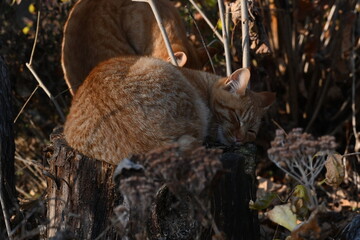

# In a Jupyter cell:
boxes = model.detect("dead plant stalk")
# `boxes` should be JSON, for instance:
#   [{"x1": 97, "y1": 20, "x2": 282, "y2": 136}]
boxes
[
  {"x1": 25, "y1": 11, "x2": 65, "y2": 122},
  {"x1": 240, "y1": 0, "x2": 250, "y2": 69},
  {"x1": 217, "y1": 0, "x2": 232, "y2": 76}
]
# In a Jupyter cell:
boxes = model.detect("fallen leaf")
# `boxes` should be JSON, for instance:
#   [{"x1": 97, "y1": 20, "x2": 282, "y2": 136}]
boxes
[
  {"x1": 267, "y1": 203, "x2": 298, "y2": 231},
  {"x1": 325, "y1": 153, "x2": 344, "y2": 187}
]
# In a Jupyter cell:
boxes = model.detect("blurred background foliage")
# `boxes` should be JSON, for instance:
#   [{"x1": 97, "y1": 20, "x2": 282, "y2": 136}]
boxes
[{"x1": 0, "y1": 0, "x2": 74, "y2": 223}]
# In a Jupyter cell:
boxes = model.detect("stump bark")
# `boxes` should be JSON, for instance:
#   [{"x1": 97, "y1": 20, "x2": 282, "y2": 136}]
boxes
[
  {"x1": 45, "y1": 127, "x2": 120, "y2": 239},
  {"x1": 45, "y1": 128, "x2": 259, "y2": 239},
  {"x1": 214, "y1": 146, "x2": 260, "y2": 240}
]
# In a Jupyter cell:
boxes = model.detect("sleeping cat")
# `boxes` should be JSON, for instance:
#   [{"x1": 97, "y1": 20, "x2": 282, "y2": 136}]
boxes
[
  {"x1": 62, "y1": 0, "x2": 210, "y2": 95},
  {"x1": 64, "y1": 56, "x2": 275, "y2": 165}
]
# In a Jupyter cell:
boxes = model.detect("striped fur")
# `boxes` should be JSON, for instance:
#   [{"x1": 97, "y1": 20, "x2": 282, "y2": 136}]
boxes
[{"x1": 64, "y1": 57, "x2": 275, "y2": 164}]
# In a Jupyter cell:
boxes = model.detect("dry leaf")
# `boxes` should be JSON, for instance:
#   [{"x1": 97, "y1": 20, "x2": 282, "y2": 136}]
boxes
[
  {"x1": 325, "y1": 153, "x2": 344, "y2": 187},
  {"x1": 267, "y1": 204, "x2": 298, "y2": 231}
]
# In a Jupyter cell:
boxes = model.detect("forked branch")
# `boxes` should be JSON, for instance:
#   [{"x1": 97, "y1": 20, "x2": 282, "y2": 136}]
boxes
[{"x1": 25, "y1": 11, "x2": 65, "y2": 122}]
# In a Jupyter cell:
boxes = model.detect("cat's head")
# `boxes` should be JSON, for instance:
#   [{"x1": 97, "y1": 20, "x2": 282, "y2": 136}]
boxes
[{"x1": 211, "y1": 68, "x2": 275, "y2": 145}]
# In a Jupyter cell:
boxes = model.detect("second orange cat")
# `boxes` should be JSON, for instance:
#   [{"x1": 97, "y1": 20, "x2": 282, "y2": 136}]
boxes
[{"x1": 62, "y1": 0, "x2": 209, "y2": 95}]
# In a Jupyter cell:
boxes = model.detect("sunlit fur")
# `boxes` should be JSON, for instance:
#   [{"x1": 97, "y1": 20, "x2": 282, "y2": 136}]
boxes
[
  {"x1": 64, "y1": 56, "x2": 275, "y2": 165},
  {"x1": 61, "y1": 0, "x2": 208, "y2": 95}
]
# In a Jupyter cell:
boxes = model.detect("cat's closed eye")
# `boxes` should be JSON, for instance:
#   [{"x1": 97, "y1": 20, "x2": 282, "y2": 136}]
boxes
[{"x1": 248, "y1": 129, "x2": 257, "y2": 135}]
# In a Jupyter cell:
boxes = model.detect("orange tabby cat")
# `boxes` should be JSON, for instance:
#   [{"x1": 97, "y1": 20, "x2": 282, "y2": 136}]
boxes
[
  {"x1": 64, "y1": 56, "x2": 275, "y2": 165},
  {"x1": 62, "y1": 0, "x2": 208, "y2": 95}
]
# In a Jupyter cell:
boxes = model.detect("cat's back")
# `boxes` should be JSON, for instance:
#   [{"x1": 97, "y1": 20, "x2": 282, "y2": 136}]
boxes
[
  {"x1": 64, "y1": 56, "x2": 207, "y2": 164},
  {"x1": 73, "y1": 56, "x2": 190, "y2": 105}
]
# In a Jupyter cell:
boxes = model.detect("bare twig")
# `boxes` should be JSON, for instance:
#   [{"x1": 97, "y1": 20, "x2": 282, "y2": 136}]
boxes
[
  {"x1": 271, "y1": 119, "x2": 288, "y2": 136},
  {"x1": 13, "y1": 85, "x2": 39, "y2": 123},
  {"x1": 342, "y1": 152, "x2": 360, "y2": 157},
  {"x1": 25, "y1": 10, "x2": 65, "y2": 122},
  {"x1": 241, "y1": 0, "x2": 250, "y2": 69},
  {"x1": 186, "y1": 5, "x2": 216, "y2": 74},
  {"x1": 132, "y1": 0, "x2": 178, "y2": 66},
  {"x1": 225, "y1": 3, "x2": 230, "y2": 39},
  {"x1": 29, "y1": 11, "x2": 40, "y2": 67},
  {"x1": 188, "y1": 0, "x2": 224, "y2": 43},
  {"x1": 217, "y1": 0, "x2": 232, "y2": 75},
  {"x1": 0, "y1": 144, "x2": 13, "y2": 240},
  {"x1": 26, "y1": 63, "x2": 65, "y2": 121},
  {"x1": 9, "y1": 199, "x2": 46, "y2": 237},
  {"x1": 350, "y1": 17, "x2": 360, "y2": 156}
]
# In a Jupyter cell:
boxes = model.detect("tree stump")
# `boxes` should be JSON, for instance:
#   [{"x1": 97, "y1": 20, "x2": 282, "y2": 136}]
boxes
[
  {"x1": 45, "y1": 127, "x2": 120, "y2": 239},
  {"x1": 214, "y1": 145, "x2": 260, "y2": 240},
  {"x1": 45, "y1": 128, "x2": 259, "y2": 239}
]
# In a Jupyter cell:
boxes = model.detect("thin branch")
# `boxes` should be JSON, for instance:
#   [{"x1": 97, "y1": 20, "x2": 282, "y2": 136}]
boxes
[
  {"x1": 241, "y1": 0, "x2": 250, "y2": 69},
  {"x1": 342, "y1": 152, "x2": 360, "y2": 157},
  {"x1": 29, "y1": 11, "x2": 40, "y2": 66},
  {"x1": 26, "y1": 10, "x2": 65, "y2": 122},
  {"x1": 217, "y1": 0, "x2": 232, "y2": 76},
  {"x1": 26, "y1": 64, "x2": 65, "y2": 121},
  {"x1": 225, "y1": 3, "x2": 230, "y2": 39},
  {"x1": 132, "y1": 0, "x2": 178, "y2": 66},
  {"x1": 13, "y1": 85, "x2": 39, "y2": 123},
  {"x1": 0, "y1": 144, "x2": 13, "y2": 240},
  {"x1": 350, "y1": 13, "x2": 360, "y2": 156},
  {"x1": 186, "y1": 5, "x2": 216, "y2": 74},
  {"x1": 188, "y1": 0, "x2": 224, "y2": 43},
  {"x1": 271, "y1": 119, "x2": 288, "y2": 136}
]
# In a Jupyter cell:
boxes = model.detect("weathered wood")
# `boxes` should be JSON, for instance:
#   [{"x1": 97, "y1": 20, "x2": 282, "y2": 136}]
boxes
[
  {"x1": 45, "y1": 127, "x2": 120, "y2": 239},
  {"x1": 0, "y1": 56, "x2": 17, "y2": 238},
  {"x1": 214, "y1": 144, "x2": 260, "y2": 240},
  {"x1": 45, "y1": 128, "x2": 259, "y2": 239}
]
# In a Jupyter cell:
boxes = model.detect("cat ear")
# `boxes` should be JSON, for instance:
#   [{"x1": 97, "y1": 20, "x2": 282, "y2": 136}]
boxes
[
  {"x1": 167, "y1": 52, "x2": 188, "y2": 67},
  {"x1": 254, "y1": 91, "x2": 276, "y2": 109},
  {"x1": 225, "y1": 68, "x2": 250, "y2": 96}
]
